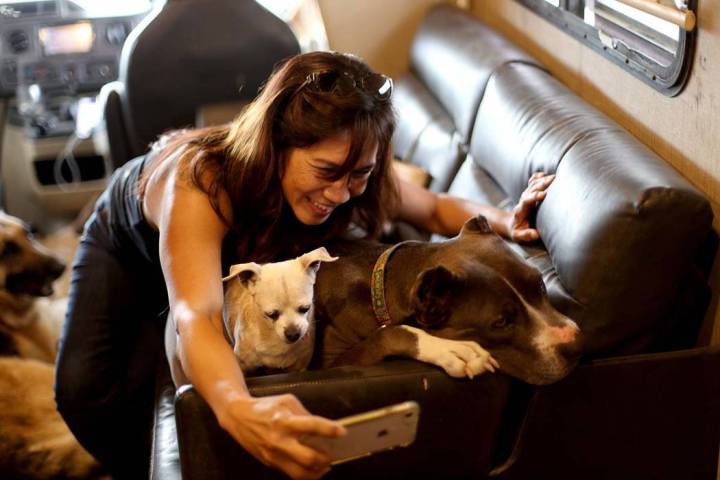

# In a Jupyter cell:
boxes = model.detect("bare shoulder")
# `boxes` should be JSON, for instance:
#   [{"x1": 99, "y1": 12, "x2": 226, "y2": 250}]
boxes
[{"x1": 143, "y1": 149, "x2": 232, "y2": 230}]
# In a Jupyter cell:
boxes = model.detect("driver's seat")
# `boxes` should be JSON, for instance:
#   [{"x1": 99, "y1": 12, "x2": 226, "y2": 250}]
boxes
[{"x1": 98, "y1": 0, "x2": 300, "y2": 168}]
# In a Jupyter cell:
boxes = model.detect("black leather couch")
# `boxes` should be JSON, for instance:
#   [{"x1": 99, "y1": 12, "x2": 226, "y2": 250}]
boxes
[{"x1": 151, "y1": 5, "x2": 720, "y2": 479}]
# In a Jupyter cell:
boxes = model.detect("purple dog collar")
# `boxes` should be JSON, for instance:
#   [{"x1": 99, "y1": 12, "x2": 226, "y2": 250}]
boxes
[{"x1": 370, "y1": 241, "x2": 416, "y2": 327}]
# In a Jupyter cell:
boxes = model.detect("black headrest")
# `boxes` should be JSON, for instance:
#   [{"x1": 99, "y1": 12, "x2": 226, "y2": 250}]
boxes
[{"x1": 119, "y1": 0, "x2": 300, "y2": 156}]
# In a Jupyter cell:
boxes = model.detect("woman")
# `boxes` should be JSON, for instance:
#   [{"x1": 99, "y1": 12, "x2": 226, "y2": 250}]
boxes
[{"x1": 55, "y1": 51, "x2": 553, "y2": 480}]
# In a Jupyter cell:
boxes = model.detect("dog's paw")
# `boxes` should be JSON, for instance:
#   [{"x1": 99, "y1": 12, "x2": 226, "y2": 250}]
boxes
[
  {"x1": 442, "y1": 341, "x2": 498, "y2": 379},
  {"x1": 408, "y1": 327, "x2": 499, "y2": 378},
  {"x1": 461, "y1": 345, "x2": 500, "y2": 379}
]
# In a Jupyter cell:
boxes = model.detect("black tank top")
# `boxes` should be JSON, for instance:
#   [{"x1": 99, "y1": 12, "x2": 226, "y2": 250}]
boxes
[
  {"x1": 96, "y1": 153, "x2": 236, "y2": 272},
  {"x1": 94, "y1": 154, "x2": 158, "y2": 264}
]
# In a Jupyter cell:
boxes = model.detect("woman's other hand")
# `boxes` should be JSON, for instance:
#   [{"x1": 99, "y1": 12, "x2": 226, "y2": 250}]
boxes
[
  {"x1": 507, "y1": 172, "x2": 555, "y2": 242},
  {"x1": 217, "y1": 393, "x2": 346, "y2": 480}
]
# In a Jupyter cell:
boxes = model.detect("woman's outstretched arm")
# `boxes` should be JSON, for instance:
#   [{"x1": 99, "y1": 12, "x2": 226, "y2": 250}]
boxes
[
  {"x1": 394, "y1": 172, "x2": 555, "y2": 241},
  {"x1": 146, "y1": 160, "x2": 344, "y2": 480}
]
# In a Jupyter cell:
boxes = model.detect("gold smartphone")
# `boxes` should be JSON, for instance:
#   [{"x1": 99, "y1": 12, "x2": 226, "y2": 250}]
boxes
[{"x1": 301, "y1": 401, "x2": 420, "y2": 465}]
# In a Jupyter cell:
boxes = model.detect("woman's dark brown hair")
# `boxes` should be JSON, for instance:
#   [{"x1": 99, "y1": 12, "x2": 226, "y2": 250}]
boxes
[{"x1": 138, "y1": 51, "x2": 398, "y2": 262}]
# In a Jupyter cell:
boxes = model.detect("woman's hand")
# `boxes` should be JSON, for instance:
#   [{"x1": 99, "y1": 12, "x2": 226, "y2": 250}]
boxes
[
  {"x1": 507, "y1": 172, "x2": 555, "y2": 242},
  {"x1": 217, "y1": 393, "x2": 346, "y2": 480}
]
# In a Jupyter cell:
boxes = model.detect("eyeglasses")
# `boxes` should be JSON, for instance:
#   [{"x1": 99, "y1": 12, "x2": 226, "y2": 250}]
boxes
[{"x1": 303, "y1": 70, "x2": 393, "y2": 102}]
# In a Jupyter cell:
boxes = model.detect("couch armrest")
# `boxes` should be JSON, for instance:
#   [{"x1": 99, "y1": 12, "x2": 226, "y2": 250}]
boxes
[
  {"x1": 173, "y1": 360, "x2": 513, "y2": 479},
  {"x1": 151, "y1": 361, "x2": 181, "y2": 480},
  {"x1": 491, "y1": 346, "x2": 720, "y2": 479}
]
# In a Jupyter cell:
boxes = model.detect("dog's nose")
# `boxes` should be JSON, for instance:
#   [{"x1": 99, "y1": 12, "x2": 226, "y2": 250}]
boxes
[
  {"x1": 48, "y1": 258, "x2": 66, "y2": 279},
  {"x1": 557, "y1": 330, "x2": 584, "y2": 364},
  {"x1": 284, "y1": 327, "x2": 301, "y2": 343}
]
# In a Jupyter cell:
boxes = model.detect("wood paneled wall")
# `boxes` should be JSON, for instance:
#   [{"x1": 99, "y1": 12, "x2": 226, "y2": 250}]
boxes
[{"x1": 317, "y1": 0, "x2": 447, "y2": 78}]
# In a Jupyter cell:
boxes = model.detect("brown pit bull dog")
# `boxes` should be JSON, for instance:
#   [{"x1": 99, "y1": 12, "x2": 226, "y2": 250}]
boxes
[{"x1": 313, "y1": 215, "x2": 582, "y2": 385}]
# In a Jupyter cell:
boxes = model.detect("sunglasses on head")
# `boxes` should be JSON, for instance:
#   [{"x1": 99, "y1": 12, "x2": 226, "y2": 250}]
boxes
[{"x1": 303, "y1": 70, "x2": 393, "y2": 102}]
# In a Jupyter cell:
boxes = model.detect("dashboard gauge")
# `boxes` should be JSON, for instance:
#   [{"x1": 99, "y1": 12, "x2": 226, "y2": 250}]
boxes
[{"x1": 105, "y1": 21, "x2": 129, "y2": 47}]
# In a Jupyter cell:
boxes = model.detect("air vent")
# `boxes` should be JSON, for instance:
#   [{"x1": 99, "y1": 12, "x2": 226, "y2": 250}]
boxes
[
  {"x1": 1, "y1": 60, "x2": 18, "y2": 86},
  {"x1": 7, "y1": 30, "x2": 30, "y2": 54}
]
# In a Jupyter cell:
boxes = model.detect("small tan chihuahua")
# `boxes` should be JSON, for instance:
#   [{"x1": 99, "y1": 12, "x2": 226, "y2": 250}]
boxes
[{"x1": 165, "y1": 247, "x2": 337, "y2": 385}]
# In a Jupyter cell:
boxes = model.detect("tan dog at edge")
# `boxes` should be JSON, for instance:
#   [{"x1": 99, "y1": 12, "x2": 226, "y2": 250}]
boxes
[{"x1": 0, "y1": 211, "x2": 102, "y2": 479}]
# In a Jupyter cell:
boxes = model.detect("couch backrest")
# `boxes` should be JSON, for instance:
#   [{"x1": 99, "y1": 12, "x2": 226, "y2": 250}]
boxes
[
  {"x1": 394, "y1": 6, "x2": 716, "y2": 358},
  {"x1": 392, "y1": 4, "x2": 538, "y2": 192},
  {"x1": 473, "y1": 62, "x2": 714, "y2": 356}
]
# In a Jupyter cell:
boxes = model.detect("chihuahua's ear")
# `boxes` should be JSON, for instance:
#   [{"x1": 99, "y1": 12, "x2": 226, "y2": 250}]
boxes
[
  {"x1": 299, "y1": 247, "x2": 338, "y2": 277},
  {"x1": 410, "y1": 266, "x2": 459, "y2": 328},
  {"x1": 222, "y1": 262, "x2": 262, "y2": 287}
]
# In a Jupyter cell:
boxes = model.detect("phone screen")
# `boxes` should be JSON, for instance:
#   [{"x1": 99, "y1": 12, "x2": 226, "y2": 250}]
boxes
[{"x1": 301, "y1": 401, "x2": 420, "y2": 464}]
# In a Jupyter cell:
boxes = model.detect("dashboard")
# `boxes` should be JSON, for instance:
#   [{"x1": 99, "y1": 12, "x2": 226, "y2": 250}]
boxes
[{"x1": 0, "y1": 0, "x2": 153, "y2": 97}]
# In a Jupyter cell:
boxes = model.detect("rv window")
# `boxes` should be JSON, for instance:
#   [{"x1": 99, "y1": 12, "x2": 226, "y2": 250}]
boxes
[
  {"x1": 256, "y1": 0, "x2": 329, "y2": 52},
  {"x1": 518, "y1": 0, "x2": 696, "y2": 96}
]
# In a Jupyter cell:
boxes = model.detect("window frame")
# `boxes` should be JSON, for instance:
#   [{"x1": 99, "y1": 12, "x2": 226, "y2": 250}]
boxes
[{"x1": 515, "y1": 0, "x2": 697, "y2": 97}]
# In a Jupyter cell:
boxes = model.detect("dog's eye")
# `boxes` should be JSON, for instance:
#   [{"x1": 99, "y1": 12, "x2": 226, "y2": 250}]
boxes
[
  {"x1": 265, "y1": 310, "x2": 280, "y2": 321},
  {"x1": 492, "y1": 307, "x2": 517, "y2": 330},
  {"x1": 492, "y1": 317, "x2": 510, "y2": 329},
  {"x1": 297, "y1": 305, "x2": 311, "y2": 314},
  {"x1": 0, "y1": 240, "x2": 20, "y2": 258}
]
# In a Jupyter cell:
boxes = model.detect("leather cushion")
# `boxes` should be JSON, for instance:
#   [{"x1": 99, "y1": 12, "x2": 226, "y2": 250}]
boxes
[
  {"x1": 447, "y1": 156, "x2": 511, "y2": 209},
  {"x1": 537, "y1": 131, "x2": 713, "y2": 355},
  {"x1": 471, "y1": 62, "x2": 714, "y2": 356},
  {"x1": 392, "y1": 74, "x2": 466, "y2": 192},
  {"x1": 410, "y1": 4, "x2": 539, "y2": 142},
  {"x1": 471, "y1": 62, "x2": 620, "y2": 202},
  {"x1": 410, "y1": 118, "x2": 465, "y2": 193},
  {"x1": 392, "y1": 74, "x2": 448, "y2": 161}
]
